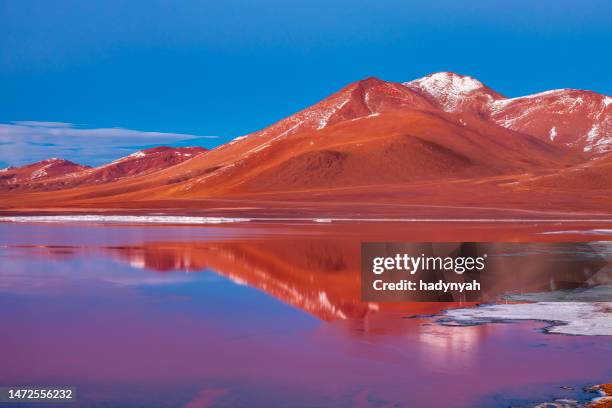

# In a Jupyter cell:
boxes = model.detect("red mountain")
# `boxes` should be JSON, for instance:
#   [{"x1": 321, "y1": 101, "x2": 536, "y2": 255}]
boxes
[
  {"x1": 1, "y1": 146, "x2": 207, "y2": 192},
  {"x1": 133, "y1": 77, "x2": 576, "y2": 197},
  {"x1": 405, "y1": 72, "x2": 611, "y2": 156},
  {"x1": 0, "y1": 158, "x2": 90, "y2": 189},
  {"x1": 64, "y1": 146, "x2": 207, "y2": 185}
]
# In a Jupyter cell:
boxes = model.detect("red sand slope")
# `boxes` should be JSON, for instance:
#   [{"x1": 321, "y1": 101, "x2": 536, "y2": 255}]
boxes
[{"x1": 517, "y1": 152, "x2": 612, "y2": 190}]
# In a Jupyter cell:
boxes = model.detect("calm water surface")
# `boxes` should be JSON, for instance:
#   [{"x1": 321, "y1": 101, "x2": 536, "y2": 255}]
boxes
[{"x1": 0, "y1": 222, "x2": 610, "y2": 408}]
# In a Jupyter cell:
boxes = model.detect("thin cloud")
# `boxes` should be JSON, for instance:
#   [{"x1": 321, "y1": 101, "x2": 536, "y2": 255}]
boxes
[
  {"x1": 12, "y1": 121, "x2": 74, "y2": 128},
  {"x1": 0, "y1": 121, "x2": 218, "y2": 167}
]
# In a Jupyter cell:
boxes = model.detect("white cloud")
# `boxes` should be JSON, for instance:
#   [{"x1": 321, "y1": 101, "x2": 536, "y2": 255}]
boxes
[{"x1": 0, "y1": 121, "x2": 217, "y2": 167}]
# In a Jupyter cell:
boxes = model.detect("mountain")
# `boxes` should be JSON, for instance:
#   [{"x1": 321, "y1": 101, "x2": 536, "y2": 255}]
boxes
[
  {"x1": 406, "y1": 72, "x2": 611, "y2": 155},
  {"x1": 0, "y1": 158, "x2": 90, "y2": 189},
  {"x1": 0, "y1": 73, "x2": 609, "y2": 216},
  {"x1": 59, "y1": 146, "x2": 207, "y2": 187},
  {"x1": 1, "y1": 146, "x2": 207, "y2": 191},
  {"x1": 120, "y1": 76, "x2": 577, "y2": 197}
]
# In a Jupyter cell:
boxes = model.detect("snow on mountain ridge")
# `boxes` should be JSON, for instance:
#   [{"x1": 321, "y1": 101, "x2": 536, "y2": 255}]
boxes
[
  {"x1": 129, "y1": 151, "x2": 147, "y2": 159},
  {"x1": 403, "y1": 72, "x2": 488, "y2": 112},
  {"x1": 404, "y1": 72, "x2": 485, "y2": 93}
]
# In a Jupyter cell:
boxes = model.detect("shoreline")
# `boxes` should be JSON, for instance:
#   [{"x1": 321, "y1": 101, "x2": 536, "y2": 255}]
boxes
[{"x1": 2, "y1": 214, "x2": 612, "y2": 225}]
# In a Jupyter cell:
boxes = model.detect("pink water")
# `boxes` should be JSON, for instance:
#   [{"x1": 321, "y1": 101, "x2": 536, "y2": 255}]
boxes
[{"x1": 0, "y1": 223, "x2": 610, "y2": 407}]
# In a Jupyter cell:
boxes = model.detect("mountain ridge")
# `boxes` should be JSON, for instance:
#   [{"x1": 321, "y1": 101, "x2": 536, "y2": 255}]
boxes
[
  {"x1": 1, "y1": 146, "x2": 207, "y2": 192},
  {"x1": 405, "y1": 72, "x2": 611, "y2": 155}
]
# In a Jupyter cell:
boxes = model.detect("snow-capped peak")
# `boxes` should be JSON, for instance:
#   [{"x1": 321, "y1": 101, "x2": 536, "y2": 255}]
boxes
[
  {"x1": 407, "y1": 72, "x2": 484, "y2": 93},
  {"x1": 403, "y1": 72, "x2": 486, "y2": 112}
]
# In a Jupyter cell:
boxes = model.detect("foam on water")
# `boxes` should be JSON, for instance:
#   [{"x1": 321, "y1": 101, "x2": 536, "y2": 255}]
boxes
[{"x1": 0, "y1": 215, "x2": 251, "y2": 224}]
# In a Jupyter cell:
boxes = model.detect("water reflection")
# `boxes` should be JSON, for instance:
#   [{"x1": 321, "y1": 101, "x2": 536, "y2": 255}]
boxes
[
  {"x1": 0, "y1": 223, "x2": 610, "y2": 407},
  {"x1": 108, "y1": 239, "x2": 372, "y2": 321},
  {"x1": 4, "y1": 233, "x2": 610, "y2": 321}
]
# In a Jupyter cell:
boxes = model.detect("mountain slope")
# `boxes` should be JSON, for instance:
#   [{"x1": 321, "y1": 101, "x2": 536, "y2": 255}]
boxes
[
  {"x1": 488, "y1": 89, "x2": 611, "y2": 155},
  {"x1": 516, "y1": 152, "x2": 612, "y2": 190},
  {"x1": 210, "y1": 110, "x2": 575, "y2": 194}
]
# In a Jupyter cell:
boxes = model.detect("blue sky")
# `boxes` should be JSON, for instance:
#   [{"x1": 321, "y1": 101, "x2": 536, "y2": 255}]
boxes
[{"x1": 1, "y1": 0, "x2": 611, "y2": 167}]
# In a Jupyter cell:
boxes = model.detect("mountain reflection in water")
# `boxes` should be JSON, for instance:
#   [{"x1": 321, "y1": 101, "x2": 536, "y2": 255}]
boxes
[{"x1": 108, "y1": 239, "x2": 610, "y2": 320}]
